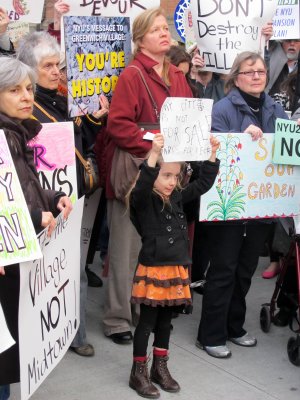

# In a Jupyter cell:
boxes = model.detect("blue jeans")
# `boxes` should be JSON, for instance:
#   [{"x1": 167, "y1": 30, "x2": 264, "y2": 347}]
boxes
[{"x1": 0, "y1": 385, "x2": 10, "y2": 400}]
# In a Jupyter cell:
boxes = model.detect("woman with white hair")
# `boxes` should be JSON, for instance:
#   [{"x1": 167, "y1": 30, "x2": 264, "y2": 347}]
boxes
[
  {"x1": 17, "y1": 31, "x2": 109, "y2": 357},
  {"x1": 0, "y1": 56, "x2": 72, "y2": 400}
]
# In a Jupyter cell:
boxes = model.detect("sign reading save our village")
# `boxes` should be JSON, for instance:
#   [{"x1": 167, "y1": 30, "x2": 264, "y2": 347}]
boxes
[{"x1": 199, "y1": 133, "x2": 300, "y2": 221}]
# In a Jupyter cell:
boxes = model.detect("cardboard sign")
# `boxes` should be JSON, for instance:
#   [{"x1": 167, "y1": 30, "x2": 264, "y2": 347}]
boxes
[
  {"x1": 160, "y1": 97, "x2": 213, "y2": 162},
  {"x1": 64, "y1": 15, "x2": 131, "y2": 117},
  {"x1": 273, "y1": 118, "x2": 300, "y2": 165},
  {"x1": 272, "y1": 0, "x2": 300, "y2": 40},
  {"x1": 28, "y1": 122, "x2": 78, "y2": 202},
  {"x1": 19, "y1": 197, "x2": 84, "y2": 400},
  {"x1": 200, "y1": 132, "x2": 300, "y2": 221},
  {"x1": 0, "y1": 130, "x2": 42, "y2": 266},
  {"x1": 189, "y1": 0, "x2": 277, "y2": 73},
  {"x1": 2, "y1": 0, "x2": 45, "y2": 23}
]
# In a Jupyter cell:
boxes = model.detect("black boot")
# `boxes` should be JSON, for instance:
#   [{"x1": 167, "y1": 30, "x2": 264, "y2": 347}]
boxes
[
  {"x1": 150, "y1": 355, "x2": 180, "y2": 393},
  {"x1": 129, "y1": 360, "x2": 160, "y2": 399}
]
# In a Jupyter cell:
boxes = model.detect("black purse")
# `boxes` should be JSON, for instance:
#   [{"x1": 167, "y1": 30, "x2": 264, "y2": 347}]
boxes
[{"x1": 75, "y1": 147, "x2": 100, "y2": 196}]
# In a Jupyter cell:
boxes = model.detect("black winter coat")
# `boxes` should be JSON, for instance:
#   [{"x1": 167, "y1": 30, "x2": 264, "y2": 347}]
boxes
[
  {"x1": 130, "y1": 160, "x2": 219, "y2": 266},
  {"x1": 0, "y1": 113, "x2": 63, "y2": 385}
]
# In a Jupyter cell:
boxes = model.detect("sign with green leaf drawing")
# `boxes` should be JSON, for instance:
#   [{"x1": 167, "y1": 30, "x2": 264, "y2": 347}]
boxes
[
  {"x1": 200, "y1": 132, "x2": 300, "y2": 221},
  {"x1": 0, "y1": 130, "x2": 42, "y2": 266}
]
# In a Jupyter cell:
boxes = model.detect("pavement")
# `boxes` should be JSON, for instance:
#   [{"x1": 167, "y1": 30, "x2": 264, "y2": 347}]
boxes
[{"x1": 11, "y1": 256, "x2": 300, "y2": 400}]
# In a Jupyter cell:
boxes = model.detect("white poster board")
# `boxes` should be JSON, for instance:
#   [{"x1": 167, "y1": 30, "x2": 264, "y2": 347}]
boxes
[
  {"x1": 272, "y1": 1, "x2": 300, "y2": 40},
  {"x1": 2, "y1": 0, "x2": 45, "y2": 23},
  {"x1": 65, "y1": 0, "x2": 159, "y2": 18},
  {"x1": 0, "y1": 130, "x2": 42, "y2": 266},
  {"x1": 200, "y1": 133, "x2": 300, "y2": 221},
  {"x1": 189, "y1": 0, "x2": 277, "y2": 73},
  {"x1": 60, "y1": 0, "x2": 160, "y2": 50},
  {"x1": 161, "y1": 97, "x2": 213, "y2": 162},
  {"x1": 19, "y1": 197, "x2": 84, "y2": 400}
]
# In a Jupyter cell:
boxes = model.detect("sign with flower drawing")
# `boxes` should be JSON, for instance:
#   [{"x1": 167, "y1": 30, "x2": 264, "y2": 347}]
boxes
[{"x1": 199, "y1": 132, "x2": 300, "y2": 221}]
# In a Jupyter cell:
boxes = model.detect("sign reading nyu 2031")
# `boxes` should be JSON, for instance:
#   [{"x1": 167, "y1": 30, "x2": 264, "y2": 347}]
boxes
[
  {"x1": 273, "y1": 118, "x2": 300, "y2": 166},
  {"x1": 0, "y1": 130, "x2": 42, "y2": 266},
  {"x1": 200, "y1": 133, "x2": 300, "y2": 221},
  {"x1": 19, "y1": 198, "x2": 84, "y2": 400}
]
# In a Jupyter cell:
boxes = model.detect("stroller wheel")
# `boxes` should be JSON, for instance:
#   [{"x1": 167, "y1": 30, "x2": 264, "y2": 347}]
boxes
[
  {"x1": 287, "y1": 336, "x2": 300, "y2": 366},
  {"x1": 260, "y1": 306, "x2": 271, "y2": 333}
]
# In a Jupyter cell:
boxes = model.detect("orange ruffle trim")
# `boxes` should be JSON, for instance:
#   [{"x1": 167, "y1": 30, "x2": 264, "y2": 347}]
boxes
[{"x1": 131, "y1": 264, "x2": 191, "y2": 307}]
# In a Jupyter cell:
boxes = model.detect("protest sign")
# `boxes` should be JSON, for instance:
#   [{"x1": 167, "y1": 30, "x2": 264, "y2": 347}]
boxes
[
  {"x1": 0, "y1": 302, "x2": 15, "y2": 354},
  {"x1": 7, "y1": 21, "x2": 29, "y2": 46},
  {"x1": 189, "y1": 0, "x2": 277, "y2": 73},
  {"x1": 28, "y1": 122, "x2": 78, "y2": 202},
  {"x1": 60, "y1": 0, "x2": 160, "y2": 52},
  {"x1": 273, "y1": 118, "x2": 300, "y2": 165},
  {"x1": 0, "y1": 130, "x2": 42, "y2": 266},
  {"x1": 19, "y1": 197, "x2": 84, "y2": 400},
  {"x1": 64, "y1": 15, "x2": 131, "y2": 117},
  {"x1": 2, "y1": 0, "x2": 45, "y2": 23},
  {"x1": 185, "y1": 6, "x2": 198, "y2": 52},
  {"x1": 160, "y1": 97, "x2": 213, "y2": 162},
  {"x1": 200, "y1": 132, "x2": 300, "y2": 221},
  {"x1": 272, "y1": 0, "x2": 300, "y2": 40},
  {"x1": 65, "y1": 0, "x2": 159, "y2": 18}
]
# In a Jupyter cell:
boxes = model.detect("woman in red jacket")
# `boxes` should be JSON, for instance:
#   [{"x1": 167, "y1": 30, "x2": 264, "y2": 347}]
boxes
[{"x1": 102, "y1": 7, "x2": 193, "y2": 346}]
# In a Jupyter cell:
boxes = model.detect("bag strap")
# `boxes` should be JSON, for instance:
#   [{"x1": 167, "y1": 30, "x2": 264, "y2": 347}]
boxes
[
  {"x1": 128, "y1": 65, "x2": 160, "y2": 122},
  {"x1": 34, "y1": 101, "x2": 58, "y2": 122},
  {"x1": 34, "y1": 101, "x2": 88, "y2": 167}
]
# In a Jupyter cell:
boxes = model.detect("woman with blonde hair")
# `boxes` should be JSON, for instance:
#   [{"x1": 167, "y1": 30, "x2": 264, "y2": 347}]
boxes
[{"x1": 100, "y1": 5, "x2": 192, "y2": 353}]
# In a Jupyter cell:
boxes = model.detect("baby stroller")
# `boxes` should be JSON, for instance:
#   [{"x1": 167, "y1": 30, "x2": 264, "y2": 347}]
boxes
[{"x1": 260, "y1": 218, "x2": 300, "y2": 366}]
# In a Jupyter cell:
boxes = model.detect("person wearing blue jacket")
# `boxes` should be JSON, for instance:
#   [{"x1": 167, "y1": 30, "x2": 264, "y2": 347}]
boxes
[{"x1": 196, "y1": 51, "x2": 288, "y2": 359}]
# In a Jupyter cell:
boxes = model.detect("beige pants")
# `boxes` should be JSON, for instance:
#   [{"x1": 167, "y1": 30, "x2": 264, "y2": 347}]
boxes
[{"x1": 103, "y1": 199, "x2": 141, "y2": 336}]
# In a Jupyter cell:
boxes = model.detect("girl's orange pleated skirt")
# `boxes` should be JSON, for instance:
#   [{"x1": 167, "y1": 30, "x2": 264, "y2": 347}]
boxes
[{"x1": 131, "y1": 264, "x2": 192, "y2": 307}]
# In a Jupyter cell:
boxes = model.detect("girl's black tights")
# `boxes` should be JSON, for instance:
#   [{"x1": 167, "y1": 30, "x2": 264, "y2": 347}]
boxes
[{"x1": 133, "y1": 304, "x2": 173, "y2": 357}]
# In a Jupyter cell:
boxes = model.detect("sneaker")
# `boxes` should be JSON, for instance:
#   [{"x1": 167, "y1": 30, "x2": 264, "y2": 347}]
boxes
[
  {"x1": 70, "y1": 343, "x2": 95, "y2": 356},
  {"x1": 229, "y1": 333, "x2": 257, "y2": 347},
  {"x1": 196, "y1": 340, "x2": 231, "y2": 358}
]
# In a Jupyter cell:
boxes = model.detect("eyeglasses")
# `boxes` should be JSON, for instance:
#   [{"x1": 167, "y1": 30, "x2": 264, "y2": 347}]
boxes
[{"x1": 238, "y1": 70, "x2": 267, "y2": 77}]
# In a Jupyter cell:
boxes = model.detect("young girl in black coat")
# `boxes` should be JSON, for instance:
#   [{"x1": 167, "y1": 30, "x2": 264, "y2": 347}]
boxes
[{"x1": 129, "y1": 134, "x2": 219, "y2": 398}]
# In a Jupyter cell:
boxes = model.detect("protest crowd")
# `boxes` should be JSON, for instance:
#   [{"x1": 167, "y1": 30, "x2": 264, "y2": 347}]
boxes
[{"x1": 0, "y1": 1, "x2": 300, "y2": 400}]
